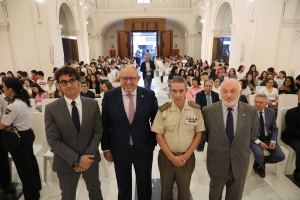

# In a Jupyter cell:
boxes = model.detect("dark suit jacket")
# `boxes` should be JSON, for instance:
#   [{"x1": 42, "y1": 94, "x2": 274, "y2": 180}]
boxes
[
  {"x1": 101, "y1": 86, "x2": 158, "y2": 161},
  {"x1": 251, "y1": 107, "x2": 278, "y2": 143},
  {"x1": 45, "y1": 97, "x2": 102, "y2": 173},
  {"x1": 203, "y1": 101, "x2": 258, "y2": 179},
  {"x1": 239, "y1": 95, "x2": 248, "y2": 103},
  {"x1": 195, "y1": 90, "x2": 220, "y2": 111},
  {"x1": 140, "y1": 60, "x2": 156, "y2": 80},
  {"x1": 281, "y1": 106, "x2": 300, "y2": 142}
]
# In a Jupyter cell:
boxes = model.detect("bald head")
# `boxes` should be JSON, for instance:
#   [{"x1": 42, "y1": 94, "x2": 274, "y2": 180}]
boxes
[{"x1": 220, "y1": 79, "x2": 242, "y2": 108}]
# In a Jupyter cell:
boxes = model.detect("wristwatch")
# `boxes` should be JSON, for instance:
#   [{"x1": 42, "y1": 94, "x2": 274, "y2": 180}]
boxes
[{"x1": 73, "y1": 156, "x2": 81, "y2": 167}]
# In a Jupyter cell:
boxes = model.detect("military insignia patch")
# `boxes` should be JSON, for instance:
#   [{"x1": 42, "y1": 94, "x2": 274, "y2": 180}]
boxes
[{"x1": 5, "y1": 108, "x2": 11, "y2": 115}]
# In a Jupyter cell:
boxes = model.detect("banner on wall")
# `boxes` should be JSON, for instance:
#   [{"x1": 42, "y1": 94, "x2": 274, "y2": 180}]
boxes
[{"x1": 111, "y1": 44, "x2": 114, "y2": 49}]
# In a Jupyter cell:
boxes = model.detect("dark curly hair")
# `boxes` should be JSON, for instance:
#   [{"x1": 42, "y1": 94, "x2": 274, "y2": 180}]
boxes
[{"x1": 55, "y1": 66, "x2": 80, "y2": 83}]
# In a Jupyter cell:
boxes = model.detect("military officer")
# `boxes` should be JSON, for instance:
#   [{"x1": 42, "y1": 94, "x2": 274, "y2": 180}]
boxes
[
  {"x1": 0, "y1": 77, "x2": 41, "y2": 200},
  {"x1": 151, "y1": 76, "x2": 205, "y2": 200}
]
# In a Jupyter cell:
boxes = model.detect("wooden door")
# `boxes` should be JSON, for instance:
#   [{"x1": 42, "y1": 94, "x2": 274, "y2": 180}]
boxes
[
  {"x1": 160, "y1": 30, "x2": 173, "y2": 57},
  {"x1": 211, "y1": 38, "x2": 218, "y2": 62},
  {"x1": 117, "y1": 30, "x2": 131, "y2": 58}
]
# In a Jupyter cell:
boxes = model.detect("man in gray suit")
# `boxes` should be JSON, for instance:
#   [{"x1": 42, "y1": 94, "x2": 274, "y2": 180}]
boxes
[
  {"x1": 45, "y1": 66, "x2": 103, "y2": 200},
  {"x1": 203, "y1": 79, "x2": 258, "y2": 200}
]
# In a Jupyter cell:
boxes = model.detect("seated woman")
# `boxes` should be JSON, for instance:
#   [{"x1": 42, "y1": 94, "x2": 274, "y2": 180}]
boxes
[
  {"x1": 239, "y1": 79, "x2": 251, "y2": 101},
  {"x1": 279, "y1": 76, "x2": 300, "y2": 104},
  {"x1": 44, "y1": 77, "x2": 56, "y2": 96},
  {"x1": 236, "y1": 65, "x2": 246, "y2": 80},
  {"x1": 187, "y1": 77, "x2": 204, "y2": 101},
  {"x1": 246, "y1": 73, "x2": 256, "y2": 94},
  {"x1": 275, "y1": 70, "x2": 286, "y2": 87},
  {"x1": 258, "y1": 78, "x2": 279, "y2": 115},
  {"x1": 186, "y1": 76, "x2": 192, "y2": 88},
  {"x1": 258, "y1": 71, "x2": 267, "y2": 82},
  {"x1": 260, "y1": 73, "x2": 278, "y2": 88},
  {"x1": 99, "y1": 80, "x2": 113, "y2": 115},
  {"x1": 89, "y1": 73, "x2": 101, "y2": 97},
  {"x1": 31, "y1": 82, "x2": 48, "y2": 112},
  {"x1": 212, "y1": 76, "x2": 221, "y2": 95},
  {"x1": 178, "y1": 69, "x2": 186, "y2": 79},
  {"x1": 23, "y1": 79, "x2": 32, "y2": 96},
  {"x1": 168, "y1": 66, "x2": 178, "y2": 85},
  {"x1": 52, "y1": 82, "x2": 63, "y2": 98}
]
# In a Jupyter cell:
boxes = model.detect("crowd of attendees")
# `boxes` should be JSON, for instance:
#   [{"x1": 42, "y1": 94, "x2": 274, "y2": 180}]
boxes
[{"x1": 0, "y1": 55, "x2": 300, "y2": 113}]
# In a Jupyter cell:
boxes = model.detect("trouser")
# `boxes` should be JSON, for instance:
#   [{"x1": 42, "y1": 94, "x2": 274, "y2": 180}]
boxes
[
  {"x1": 282, "y1": 137, "x2": 300, "y2": 171},
  {"x1": 209, "y1": 165, "x2": 246, "y2": 200},
  {"x1": 57, "y1": 162, "x2": 103, "y2": 200},
  {"x1": 250, "y1": 140, "x2": 285, "y2": 169},
  {"x1": 160, "y1": 76, "x2": 163, "y2": 83},
  {"x1": 113, "y1": 147, "x2": 153, "y2": 200},
  {"x1": 9, "y1": 129, "x2": 41, "y2": 200},
  {"x1": 0, "y1": 131, "x2": 10, "y2": 188},
  {"x1": 144, "y1": 75, "x2": 153, "y2": 89},
  {"x1": 158, "y1": 150, "x2": 195, "y2": 200}
]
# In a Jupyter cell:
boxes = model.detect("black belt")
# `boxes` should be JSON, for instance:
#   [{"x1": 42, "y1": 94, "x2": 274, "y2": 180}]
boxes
[
  {"x1": 129, "y1": 144, "x2": 135, "y2": 149},
  {"x1": 172, "y1": 152, "x2": 186, "y2": 156}
]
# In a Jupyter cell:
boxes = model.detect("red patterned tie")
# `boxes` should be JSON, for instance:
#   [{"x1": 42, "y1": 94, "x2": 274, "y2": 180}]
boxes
[{"x1": 127, "y1": 94, "x2": 134, "y2": 145}]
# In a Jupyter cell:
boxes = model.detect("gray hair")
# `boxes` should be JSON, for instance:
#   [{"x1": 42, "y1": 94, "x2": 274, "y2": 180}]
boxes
[
  {"x1": 220, "y1": 79, "x2": 241, "y2": 92},
  {"x1": 170, "y1": 76, "x2": 187, "y2": 88},
  {"x1": 255, "y1": 94, "x2": 268, "y2": 102},
  {"x1": 204, "y1": 80, "x2": 213, "y2": 86},
  {"x1": 120, "y1": 66, "x2": 139, "y2": 77},
  {"x1": 145, "y1": 53, "x2": 151, "y2": 57}
]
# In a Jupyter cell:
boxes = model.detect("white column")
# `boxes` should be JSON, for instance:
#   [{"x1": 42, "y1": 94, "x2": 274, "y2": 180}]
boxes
[{"x1": 0, "y1": 22, "x2": 14, "y2": 72}]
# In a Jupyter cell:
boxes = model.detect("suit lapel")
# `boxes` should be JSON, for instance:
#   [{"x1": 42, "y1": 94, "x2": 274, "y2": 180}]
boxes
[
  {"x1": 116, "y1": 87, "x2": 130, "y2": 124},
  {"x1": 202, "y1": 92, "x2": 207, "y2": 106},
  {"x1": 232, "y1": 102, "x2": 247, "y2": 145},
  {"x1": 58, "y1": 97, "x2": 78, "y2": 135},
  {"x1": 79, "y1": 97, "x2": 88, "y2": 137},
  {"x1": 132, "y1": 87, "x2": 143, "y2": 124},
  {"x1": 213, "y1": 102, "x2": 230, "y2": 145}
]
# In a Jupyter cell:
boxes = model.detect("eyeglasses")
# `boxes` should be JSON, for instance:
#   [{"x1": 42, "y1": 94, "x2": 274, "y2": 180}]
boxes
[
  {"x1": 59, "y1": 78, "x2": 76, "y2": 86},
  {"x1": 121, "y1": 77, "x2": 138, "y2": 83},
  {"x1": 49, "y1": 80, "x2": 54, "y2": 81},
  {"x1": 268, "y1": 82, "x2": 274, "y2": 84}
]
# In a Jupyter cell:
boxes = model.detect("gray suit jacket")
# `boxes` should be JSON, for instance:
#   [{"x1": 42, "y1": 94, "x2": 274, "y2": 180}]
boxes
[
  {"x1": 202, "y1": 101, "x2": 258, "y2": 179},
  {"x1": 45, "y1": 96, "x2": 103, "y2": 173}
]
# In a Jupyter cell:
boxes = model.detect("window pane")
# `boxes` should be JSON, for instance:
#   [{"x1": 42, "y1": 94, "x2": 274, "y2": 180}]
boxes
[{"x1": 137, "y1": 0, "x2": 151, "y2": 3}]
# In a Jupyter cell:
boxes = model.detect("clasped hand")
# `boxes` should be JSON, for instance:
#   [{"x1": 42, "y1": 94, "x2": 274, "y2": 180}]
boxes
[
  {"x1": 171, "y1": 155, "x2": 188, "y2": 167},
  {"x1": 259, "y1": 142, "x2": 275, "y2": 150},
  {"x1": 73, "y1": 155, "x2": 94, "y2": 172}
]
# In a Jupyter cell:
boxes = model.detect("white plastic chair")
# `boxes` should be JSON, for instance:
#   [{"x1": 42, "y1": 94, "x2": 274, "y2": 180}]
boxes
[
  {"x1": 42, "y1": 98, "x2": 58, "y2": 114},
  {"x1": 247, "y1": 150, "x2": 279, "y2": 176},
  {"x1": 88, "y1": 89, "x2": 96, "y2": 94},
  {"x1": 112, "y1": 82, "x2": 121, "y2": 88},
  {"x1": 256, "y1": 86, "x2": 264, "y2": 94},
  {"x1": 249, "y1": 94, "x2": 255, "y2": 106},
  {"x1": 257, "y1": 80, "x2": 262, "y2": 86},
  {"x1": 277, "y1": 108, "x2": 297, "y2": 175},
  {"x1": 276, "y1": 94, "x2": 298, "y2": 126},
  {"x1": 29, "y1": 98, "x2": 37, "y2": 113}
]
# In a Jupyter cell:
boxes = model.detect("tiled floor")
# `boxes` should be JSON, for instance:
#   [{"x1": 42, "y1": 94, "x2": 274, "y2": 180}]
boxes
[{"x1": 11, "y1": 71, "x2": 300, "y2": 199}]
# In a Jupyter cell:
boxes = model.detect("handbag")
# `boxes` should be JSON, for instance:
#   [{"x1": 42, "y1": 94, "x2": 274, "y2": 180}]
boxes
[{"x1": 1, "y1": 127, "x2": 20, "y2": 151}]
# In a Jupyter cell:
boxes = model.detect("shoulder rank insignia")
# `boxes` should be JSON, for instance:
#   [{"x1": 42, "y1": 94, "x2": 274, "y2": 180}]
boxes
[
  {"x1": 159, "y1": 102, "x2": 171, "y2": 112},
  {"x1": 5, "y1": 108, "x2": 11, "y2": 115},
  {"x1": 188, "y1": 101, "x2": 201, "y2": 109}
]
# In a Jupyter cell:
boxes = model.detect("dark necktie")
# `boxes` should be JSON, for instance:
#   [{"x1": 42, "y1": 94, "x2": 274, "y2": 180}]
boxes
[
  {"x1": 71, "y1": 101, "x2": 80, "y2": 134},
  {"x1": 226, "y1": 108, "x2": 234, "y2": 144},
  {"x1": 259, "y1": 111, "x2": 265, "y2": 141}
]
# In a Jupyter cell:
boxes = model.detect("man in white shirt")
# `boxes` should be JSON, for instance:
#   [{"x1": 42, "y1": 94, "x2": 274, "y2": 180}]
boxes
[
  {"x1": 250, "y1": 94, "x2": 285, "y2": 178},
  {"x1": 36, "y1": 71, "x2": 47, "y2": 89}
]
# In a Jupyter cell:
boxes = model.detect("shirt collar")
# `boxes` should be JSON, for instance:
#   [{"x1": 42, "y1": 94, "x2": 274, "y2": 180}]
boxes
[
  {"x1": 222, "y1": 101, "x2": 238, "y2": 112},
  {"x1": 121, "y1": 87, "x2": 137, "y2": 96},
  {"x1": 64, "y1": 95, "x2": 81, "y2": 106},
  {"x1": 205, "y1": 91, "x2": 211, "y2": 95},
  {"x1": 170, "y1": 100, "x2": 190, "y2": 111},
  {"x1": 257, "y1": 108, "x2": 264, "y2": 114}
]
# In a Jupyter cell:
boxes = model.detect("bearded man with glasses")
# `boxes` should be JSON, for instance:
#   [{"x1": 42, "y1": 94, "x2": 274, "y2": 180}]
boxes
[{"x1": 102, "y1": 66, "x2": 158, "y2": 200}]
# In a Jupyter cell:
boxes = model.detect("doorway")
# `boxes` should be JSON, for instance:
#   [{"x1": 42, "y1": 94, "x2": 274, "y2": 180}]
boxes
[
  {"x1": 61, "y1": 36, "x2": 79, "y2": 64},
  {"x1": 212, "y1": 36, "x2": 231, "y2": 63},
  {"x1": 132, "y1": 32, "x2": 157, "y2": 62}
]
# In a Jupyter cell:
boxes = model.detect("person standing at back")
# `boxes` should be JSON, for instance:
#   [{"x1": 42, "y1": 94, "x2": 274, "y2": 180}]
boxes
[
  {"x1": 45, "y1": 66, "x2": 103, "y2": 200},
  {"x1": 202, "y1": 79, "x2": 258, "y2": 200},
  {"x1": 101, "y1": 66, "x2": 158, "y2": 200},
  {"x1": 140, "y1": 53, "x2": 156, "y2": 89}
]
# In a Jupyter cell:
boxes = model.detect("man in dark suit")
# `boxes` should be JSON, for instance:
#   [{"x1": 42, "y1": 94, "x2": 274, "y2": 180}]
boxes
[
  {"x1": 195, "y1": 80, "x2": 220, "y2": 151},
  {"x1": 140, "y1": 53, "x2": 156, "y2": 89},
  {"x1": 282, "y1": 105, "x2": 300, "y2": 181},
  {"x1": 203, "y1": 79, "x2": 258, "y2": 200},
  {"x1": 239, "y1": 94, "x2": 248, "y2": 103},
  {"x1": 250, "y1": 94, "x2": 285, "y2": 178},
  {"x1": 102, "y1": 66, "x2": 158, "y2": 200},
  {"x1": 45, "y1": 66, "x2": 103, "y2": 200},
  {"x1": 195, "y1": 80, "x2": 220, "y2": 111}
]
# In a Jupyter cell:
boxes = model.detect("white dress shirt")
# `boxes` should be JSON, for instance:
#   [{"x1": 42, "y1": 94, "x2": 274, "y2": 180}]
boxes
[
  {"x1": 254, "y1": 110, "x2": 276, "y2": 145},
  {"x1": 146, "y1": 62, "x2": 151, "y2": 76},
  {"x1": 64, "y1": 95, "x2": 82, "y2": 126},
  {"x1": 221, "y1": 101, "x2": 238, "y2": 135}
]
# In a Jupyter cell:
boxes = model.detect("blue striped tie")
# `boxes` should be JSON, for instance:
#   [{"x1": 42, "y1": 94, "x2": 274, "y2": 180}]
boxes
[{"x1": 226, "y1": 108, "x2": 234, "y2": 144}]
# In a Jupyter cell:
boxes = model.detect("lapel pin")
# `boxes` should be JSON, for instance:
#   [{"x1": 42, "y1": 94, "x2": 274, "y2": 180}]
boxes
[
  {"x1": 243, "y1": 114, "x2": 245, "y2": 117},
  {"x1": 142, "y1": 95, "x2": 144, "y2": 97}
]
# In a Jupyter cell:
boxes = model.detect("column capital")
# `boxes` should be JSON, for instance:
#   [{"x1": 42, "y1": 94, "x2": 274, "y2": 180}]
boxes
[
  {"x1": 229, "y1": 24, "x2": 235, "y2": 35},
  {"x1": 57, "y1": 24, "x2": 63, "y2": 35}
]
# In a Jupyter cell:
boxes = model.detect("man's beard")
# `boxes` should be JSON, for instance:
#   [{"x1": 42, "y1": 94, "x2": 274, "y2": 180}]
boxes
[{"x1": 222, "y1": 97, "x2": 239, "y2": 107}]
